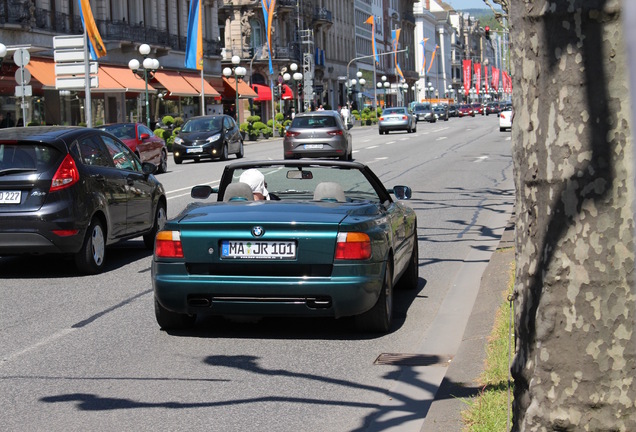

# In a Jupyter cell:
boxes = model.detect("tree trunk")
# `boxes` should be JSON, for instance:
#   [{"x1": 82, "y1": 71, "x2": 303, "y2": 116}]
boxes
[{"x1": 510, "y1": 0, "x2": 635, "y2": 430}]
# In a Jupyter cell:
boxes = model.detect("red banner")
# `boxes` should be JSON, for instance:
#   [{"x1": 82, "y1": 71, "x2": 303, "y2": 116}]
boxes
[
  {"x1": 492, "y1": 68, "x2": 500, "y2": 91},
  {"x1": 503, "y1": 71, "x2": 512, "y2": 93},
  {"x1": 474, "y1": 63, "x2": 481, "y2": 95},
  {"x1": 462, "y1": 60, "x2": 471, "y2": 96}
]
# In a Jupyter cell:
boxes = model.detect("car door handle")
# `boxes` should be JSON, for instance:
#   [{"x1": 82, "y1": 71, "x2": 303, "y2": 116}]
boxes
[{"x1": 91, "y1": 174, "x2": 106, "y2": 182}]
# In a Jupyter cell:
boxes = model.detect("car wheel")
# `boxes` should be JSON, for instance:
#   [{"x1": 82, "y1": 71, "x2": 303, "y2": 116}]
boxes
[
  {"x1": 154, "y1": 297, "x2": 196, "y2": 331},
  {"x1": 158, "y1": 150, "x2": 168, "y2": 173},
  {"x1": 143, "y1": 201, "x2": 167, "y2": 250},
  {"x1": 500, "y1": 127, "x2": 506, "y2": 132},
  {"x1": 413, "y1": 124, "x2": 417, "y2": 133},
  {"x1": 347, "y1": 150, "x2": 353, "y2": 161},
  {"x1": 236, "y1": 141, "x2": 244, "y2": 159},
  {"x1": 397, "y1": 235, "x2": 419, "y2": 290},
  {"x1": 74, "y1": 218, "x2": 106, "y2": 275},
  {"x1": 379, "y1": 129, "x2": 383, "y2": 135},
  {"x1": 355, "y1": 265, "x2": 393, "y2": 333},
  {"x1": 174, "y1": 155, "x2": 183, "y2": 165},
  {"x1": 221, "y1": 144, "x2": 229, "y2": 161}
]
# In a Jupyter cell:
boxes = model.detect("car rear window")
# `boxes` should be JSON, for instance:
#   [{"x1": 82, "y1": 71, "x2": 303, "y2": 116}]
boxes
[
  {"x1": 101, "y1": 124, "x2": 136, "y2": 140},
  {"x1": 414, "y1": 104, "x2": 431, "y2": 111},
  {"x1": 0, "y1": 143, "x2": 61, "y2": 172},
  {"x1": 291, "y1": 116, "x2": 337, "y2": 128}
]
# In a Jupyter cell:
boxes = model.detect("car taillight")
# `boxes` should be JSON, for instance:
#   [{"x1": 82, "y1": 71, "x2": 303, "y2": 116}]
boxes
[
  {"x1": 327, "y1": 129, "x2": 343, "y2": 136},
  {"x1": 155, "y1": 231, "x2": 184, "y2": 258},
  {"x1": 50, "y1": 154, "x2": 79, "y2": 192},
  {"x1": 379, "y1": 117, "x2": 384, "y2": 121},
  {"x1": 52, "y1": 229, "x2": 79, "y2": 237},
  {"x1": 286, "y1": 130, "x2": 300, "y2": 137},
  {"x1": 335, "y1": 232, "x2": 371, "y2": 260},
  {"x1": 401, "y1": 115, "x2": 407, "y2": 120}
]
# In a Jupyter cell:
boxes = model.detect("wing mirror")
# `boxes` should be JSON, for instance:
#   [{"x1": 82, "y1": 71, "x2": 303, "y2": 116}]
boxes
[
  {"x1": 140, "y1": 133, "x2": 150, "y2": 140},
  {"x1": 191, "y1": 185, "x2": 215, "y2": 199},
  {"x1": 390, "y1": 185, "x2": 412, "y2": 200}
]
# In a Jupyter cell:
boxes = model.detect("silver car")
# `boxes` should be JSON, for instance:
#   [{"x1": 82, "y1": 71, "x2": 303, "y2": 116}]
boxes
[
  {"x1": 283, "y1": 111, "x2": 353, "y2": 160},
  {"x1": 378, "y1": 107, "x2": 417, "y2": 134}
]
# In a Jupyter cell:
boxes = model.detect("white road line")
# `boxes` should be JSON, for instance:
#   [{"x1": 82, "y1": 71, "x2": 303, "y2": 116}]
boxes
[
  {"x1": 376, "y1": 157, "x2": 388, "y2": 160},
  {"x1": 435, "y1": 137, "x2": 447, "y2": 141},
  {"x1": 475, "y1": 156, "x2": 489, "y2": 162},
  {"x1": 2, "y1": 328, "x2": 75, "y2": 363},
  {"x1": 385, "y1": 141, "x2": 396, "y2": 145},
  {"x1": 399, "y1": 138, "x2": 409, "y2": 141},
  {"x1": 368, "y1": 145, "x2": 378, "y2": 149}
]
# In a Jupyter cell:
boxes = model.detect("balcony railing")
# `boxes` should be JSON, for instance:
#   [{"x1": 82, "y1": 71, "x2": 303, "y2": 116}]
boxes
[
  {"x1": 278, "y1": 0, "x2": 298, "y2": 8},
  {"x1": 313, "y1": 7, "x2": 332, "y2": 25}
]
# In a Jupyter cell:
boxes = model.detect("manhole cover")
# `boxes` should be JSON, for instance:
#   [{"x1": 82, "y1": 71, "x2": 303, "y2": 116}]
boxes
[{"x1": 374, "y1": 353, "x2": 453, "y2": 366}]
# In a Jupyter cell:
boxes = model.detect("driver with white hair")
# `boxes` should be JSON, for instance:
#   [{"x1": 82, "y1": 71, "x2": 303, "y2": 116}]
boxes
[{"x1": 239, "y1": 168, "x2": 270, "y2": 201}]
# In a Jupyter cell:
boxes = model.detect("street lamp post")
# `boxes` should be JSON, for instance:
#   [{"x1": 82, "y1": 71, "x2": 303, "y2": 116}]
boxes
[
  {"x1": 223, "y1": 55, "x2": 247, "y2": 124},
  {"x1": 128, "y1": 44, "x2": 160, "y2": 126},
  {"x1": 427, "y1": 82, "x2": 433, "y2": 101},
  {"x1": 283, "y1": 63, "x2": 303, "y2": 115},
  {"x1": 447, "y1": 84, "x2": 453, "y2": 100}
]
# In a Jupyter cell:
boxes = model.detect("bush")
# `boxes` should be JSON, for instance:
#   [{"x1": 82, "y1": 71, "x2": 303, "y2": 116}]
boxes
[
  {"x1": 154, "y1": 129, "x2": 166, "y2": 140},
  {"x1": 261, "y1": 126, "x2": 273, "y2": 138},
  {"x1": 161, "y1": 115, "x2": 175, "y2": 128},
  {"x1": 267, "y1": 119, "x2": 274, "y2": 128},
  {"x1": 246, "y1": 115, "x2": 261, "y2": 124},
  {"x1": 27, "y1": 121, "x2": 39, "y2": 126},
  {"x1": 253, "y1": 121, "x2": 267, "y2": 131},
  {"x1": 173, "y1": 117, "x2": 184, "y2": 128},
  {"x1": 275, "y1": 113, "x2": 285, "y2": 122}
]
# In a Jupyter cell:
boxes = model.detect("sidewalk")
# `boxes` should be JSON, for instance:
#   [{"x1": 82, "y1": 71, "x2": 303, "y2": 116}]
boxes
[{"x1": 421, "y1": 215, "x2": 515, "y2": 431}]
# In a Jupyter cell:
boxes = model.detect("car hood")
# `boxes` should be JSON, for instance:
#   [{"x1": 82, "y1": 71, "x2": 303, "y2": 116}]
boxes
[{"x1": 179, "y1": 129, "x2": 222, "y2": 141}]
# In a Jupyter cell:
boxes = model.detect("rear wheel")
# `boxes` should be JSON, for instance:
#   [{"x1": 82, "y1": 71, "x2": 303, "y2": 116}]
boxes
[
  {"x1": 236, "y1": 141, "x2": 244, "y2": 158},
  {"x1": 157, "y1": 150, "x2": 168, "y2": 173},
  {"x1": 75, "y1": 218, "x2": 106, "y2": 275},
  {"x1": 143, "y1": 201, "x2": 167, "y2": 249},
  {"x1": 154, "y1": 297, "x2": 196, "y2": 330},
  {"x1": 397, "y1": 236, "x2": 419, "y2": 290},
  {"x1": 355, "y1": 265, "x2": 393, "y2": 333}
]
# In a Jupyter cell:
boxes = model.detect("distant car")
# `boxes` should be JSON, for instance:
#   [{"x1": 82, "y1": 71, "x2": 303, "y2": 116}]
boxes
[
  {"x1": 458, "y1": 104, "x2": 475, "y2": 117},
  {"x1": 98, "y1": 123, "x2": 168, "y2": 173},
  {"x1": 432, "y1": 104, "x2": 449, "y2": 121},
  {"x1": 499, "y1": 107, "x2": 513, "y2": 132},
  {"x1": 448, "y1": 104, "x2": 459, "y2": 117},
  {"x1": 471, "y1": 103, "x2": 485, "y2": 115},
  {"x1": 283, "y1": 110, "x2": 352, "y2": 160},
  {"x1": 172, "y1": 115, "x2": 244, "y2": 164},
  {"x1": 379, "y1": 107, "x2": 417, "y2": 134},
  {"x1": 0, "y1": 127, "x2": 167, "y2": 274},
  {"x1": 412, "y1": 103, "x2": 436, "y2": 123},
  {"x1": 485, "y1": 102, "x2": 500, "y2": 116},
  {"x1": 152, "y1": 159, "x2": 418, "y2": 333}
]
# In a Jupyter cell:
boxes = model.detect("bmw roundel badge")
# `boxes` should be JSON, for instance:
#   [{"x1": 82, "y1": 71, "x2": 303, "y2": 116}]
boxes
[{"x1": 252, "y1": 226, "x2": 264, "y2": 237}]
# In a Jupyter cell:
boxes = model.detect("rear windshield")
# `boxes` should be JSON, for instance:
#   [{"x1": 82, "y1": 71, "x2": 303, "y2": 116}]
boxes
[
  {"x1": 0, "y1": 143, "x2": 61, "y2": 172},
  {"x1": 383, "y1": 108, "x2": 406, "y2": 115},
  {"x1": 413, "y1": 104, "x2": 431, "y2": 111},
  {"x1": 291, "y1": 116, "x2": 337, "y2": 128},
  {"x1": 100, "y1": 124, "x2": 136, "y2": 140}
]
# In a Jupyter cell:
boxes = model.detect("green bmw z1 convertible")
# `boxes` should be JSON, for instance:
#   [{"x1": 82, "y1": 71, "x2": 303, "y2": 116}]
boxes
[{"x1": 152, "y1": 159, "x2": 419, "y2": 333}]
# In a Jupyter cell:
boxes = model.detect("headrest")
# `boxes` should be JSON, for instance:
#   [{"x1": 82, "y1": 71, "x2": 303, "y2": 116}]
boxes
[
  {"x1": 223, "y1": 182, "x2": 254, "y2": 202},
  {"x1": 313, "y1": 182, "x2": 346, "y2": 202}
]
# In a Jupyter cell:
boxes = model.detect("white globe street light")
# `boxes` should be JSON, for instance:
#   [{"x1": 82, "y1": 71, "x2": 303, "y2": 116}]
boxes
[
  {"x1": 129, "y1": 44, "x2": 160, "y2": 126},
  {"x1": 223, "y1": 57, "x2": 246, "y2": 123}
]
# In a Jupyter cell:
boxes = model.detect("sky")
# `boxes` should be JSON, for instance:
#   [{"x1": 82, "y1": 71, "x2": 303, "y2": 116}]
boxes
[{"x1": 445, "y1": 0, "x2": 494, "y2": 10}]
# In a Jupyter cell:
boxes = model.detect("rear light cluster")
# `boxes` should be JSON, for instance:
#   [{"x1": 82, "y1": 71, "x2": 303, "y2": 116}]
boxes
[
  {"x1": 379, "y1": 117, "x2": 385, "y2": 121},
  {"x1": 335, "y1": 232, "x2": 371, "y2": 260},
  {"x1": 327, "y1": 129, "x2": 343, "y2": 136},
  {"x1": 401, "y1": 115, "x2": 407, "y2": 120},
  {"x1": 155, "y1": 231, "x2": 184, "y2": 258},
  {"x1": 285, "y1": 130, "x2": 300, "y2": 138},
  {"x1": 50, "y1": 154, "x2": 79, "y2": 192}
]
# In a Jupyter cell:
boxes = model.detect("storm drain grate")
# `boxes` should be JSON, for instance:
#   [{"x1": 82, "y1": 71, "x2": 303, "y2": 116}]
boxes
[{"x1": 374, "y1": 353, "x2": 454, "y2": 367}]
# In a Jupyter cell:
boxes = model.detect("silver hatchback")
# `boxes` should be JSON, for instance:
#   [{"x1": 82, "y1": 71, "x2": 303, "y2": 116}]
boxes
[{"x1": 283, "y1": 111, "x2": 353, "y2": 160}]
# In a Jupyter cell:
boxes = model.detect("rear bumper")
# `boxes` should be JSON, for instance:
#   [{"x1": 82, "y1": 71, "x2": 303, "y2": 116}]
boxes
[{"x1": 152, "y1": 260, "x2": 384, "y2": 318}]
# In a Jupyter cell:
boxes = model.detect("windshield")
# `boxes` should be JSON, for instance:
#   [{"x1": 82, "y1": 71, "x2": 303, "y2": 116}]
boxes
[
  {"x1": 101, "y1": 124, "x2": 136, "y2": 140},
  {"x1": 413, "y1": 104, "x2": 431, "y2": 112},
  {"x1": 229, "y1": 165, "x2": 381, "y2": 203},
  {"x1": 290, "y1": 116, "x2": 337, "y2": 128},
  {"x1": 182, "y1": 117, "x2": 223, "y2": 133}
]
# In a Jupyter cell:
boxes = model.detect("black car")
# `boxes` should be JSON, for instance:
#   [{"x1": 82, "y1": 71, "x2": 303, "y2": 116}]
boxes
[
  {"x1": 412, "y1": 103, "x2": 436, "y2": 123},
  {"x1": 172, "y1": 115, "x2": 244, "y2": 164},
  {"x1": 0, "y1": 127, "x2": 167, "y2": 274},
  {"x1": 448, "y1": 104, "x2": 459, "y2": 117},
  {"x1": 485, "y1": 102, "x2": 500, "y2": 116},
  {"x1": 432, "y1": 104, "x2": 449, "y2": 121}
]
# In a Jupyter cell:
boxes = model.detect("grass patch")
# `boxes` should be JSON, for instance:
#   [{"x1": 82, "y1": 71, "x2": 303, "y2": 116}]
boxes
[{"x1": 461, "y1": 259, "x2": 515, "y2": 432}]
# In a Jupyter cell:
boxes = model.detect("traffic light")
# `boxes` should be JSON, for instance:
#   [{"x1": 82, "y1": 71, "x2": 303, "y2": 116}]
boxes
[
  {"x1": 484, "y1": 26, "x2": 490, "y2": 40},
  {"x1": 273, "y1": 85, "x2": 280, "y2": 98},
  {"x1": 297, "y1": 82, "x2": 303, "y2": 94}
]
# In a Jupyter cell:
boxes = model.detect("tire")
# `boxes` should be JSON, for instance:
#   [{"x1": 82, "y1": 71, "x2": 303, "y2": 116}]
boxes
[
  {"x1": 379, "y1": 129, "x2": 383, "y2": 135},
  {"x1": 174, "y1": 155, "x2": 183, "y2": 165},
  {"x1": 221, "y1": 144, "x2": 229, "y2": 161},
  {"x1": 75, "y1": 218, "x2": 106, "y2": 275},
  {"x1": 397, "y1": 235, "x2": 419, "y2": 291},
  {"x1": 236, "y1": 141, "x2": 244, "y2": 159},
  {"x1": 355, "y1": 265, "x2": 393, "y2": 333},
  {"x1": 154, "y1": 297, "x2": 196, "y2": 331},
  {"x1": 413, "y1": 124, "x2": 417, "y2": 133},
  {"x1": 157, "y1": 150, "x2": 168, "y2": 173},
  {"x1": 500, "y1": 127, "x2": 506, "y2": 132},
  {"x1": 347, "y1": 150, "x2": 353, "y2": 161},
  {"x1": 143, "y1": 201, "x2": 167, "y2": 250}
]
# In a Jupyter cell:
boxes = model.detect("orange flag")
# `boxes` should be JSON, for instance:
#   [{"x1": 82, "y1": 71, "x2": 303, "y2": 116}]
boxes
[{"x1": 427, "y1": 45, "x2": 439, "y2": 73}]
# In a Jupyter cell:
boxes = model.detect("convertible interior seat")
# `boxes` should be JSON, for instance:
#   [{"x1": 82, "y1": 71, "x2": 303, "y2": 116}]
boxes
[
  {"x1": 313, "y1": 182, "x2": 346, "y2": 202},
  {"x1": 224, "y1": 182, "x2": 254, "y2": 201}
]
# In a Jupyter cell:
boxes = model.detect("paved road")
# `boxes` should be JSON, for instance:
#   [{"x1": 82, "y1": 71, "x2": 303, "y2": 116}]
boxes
[{"x1": 0, "y1": 115, "x2": 514, "y2": 431}]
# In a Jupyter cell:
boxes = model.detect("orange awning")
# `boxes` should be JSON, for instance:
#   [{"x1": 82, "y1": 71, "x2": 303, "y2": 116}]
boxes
[
  {"x1": 180, "y1": 72, "x2": 220, "y2": 97},
  {"x1": 251, "y1": 83, "x2": 272, "y2": 102},
  {"x1": 219, "y1": 77, "x2": 257, "y2": 99},
  {"x1": 25, "y1": 58, "x2": 56, "y2": 89},
  {"x1": 93, "y1": 67, "x2": 126, "y2": 93},
  {"x1": 100, "y1": 65, "x2": 154, "y2": 93},
  {"x1": 153, "y1": 70, "x2": 199, "y2": 97}
]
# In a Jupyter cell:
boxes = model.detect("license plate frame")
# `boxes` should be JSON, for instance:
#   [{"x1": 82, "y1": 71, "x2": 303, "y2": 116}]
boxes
[
  {"x1": 221, "y1": 240, "x2": 297, "y2": 260},
  {"x1": 186, "y1": 147, "x2": 203, "y2": 154},
  {"x1": 0, "y1": 190, "x2": 21, "y2": 204},
  {"x1": 304, "y1": 144, "x2": 323, "y2": 150}
]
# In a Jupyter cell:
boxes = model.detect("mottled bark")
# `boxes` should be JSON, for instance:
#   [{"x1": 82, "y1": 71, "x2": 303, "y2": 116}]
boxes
[{"x1": 510, "y1": 0, "x2": 635, "y2": 430}]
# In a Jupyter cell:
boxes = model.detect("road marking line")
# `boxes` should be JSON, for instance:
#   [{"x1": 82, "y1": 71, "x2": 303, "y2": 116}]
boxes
[
  {"x1": 475, "y1": 156, "x2": 489, "y2": 162},
  {"x1": 385, "y1": 141, "x2": 395, "y2": 145},
  {"x1": 368, "y1": 145, "x2": 378, "y2": 149},
  {"x1": 400, "y1": 138, "x2": 409, "y2": 141},
  {"x1": 376, "y1": 157, "x2": 388, "y2": 160},
  {"x1": 436, "y1": 137, "x2": 447, "y2": 141},
  {"x1": 2, "y1": 328, "x2": 75, "y2": 363}
]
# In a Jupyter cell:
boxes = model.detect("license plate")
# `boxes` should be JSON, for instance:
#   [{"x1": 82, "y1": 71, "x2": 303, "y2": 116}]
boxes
[
  {"x1": 221, "y1": 240, "x2": 297, "y2": 259},
  {"x1": 304, "y1": 144, "x2": 323, "y2": 150},
  {"x1": 186, "y1": 147, "x2": 203, "y2": 153},
  {"x1": 0, "y1": 190, "x2": 21, "y2": 204}
]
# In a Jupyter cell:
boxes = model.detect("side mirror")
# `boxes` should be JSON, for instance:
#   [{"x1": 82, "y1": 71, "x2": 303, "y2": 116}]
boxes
[
  {"x1": 191, "y1": 185, "x2": 214, "y2": 199},
  {"x1": 347, "y1": 123, "x2": 353, "y2": 130},
  {"x1": 140, "y1": 133, "x2": 150, "y2": 140},
  {"x1": 390, "y1": 185, "x2": 412, "y2": 200},
  {"x1": 141, "y1": 162, "x2": 157, "y2": 175}
]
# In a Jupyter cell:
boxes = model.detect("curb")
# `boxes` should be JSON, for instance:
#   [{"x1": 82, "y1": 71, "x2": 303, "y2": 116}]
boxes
[{"x1": 421, "y1": 214, "x2": 515, "y2": 431}]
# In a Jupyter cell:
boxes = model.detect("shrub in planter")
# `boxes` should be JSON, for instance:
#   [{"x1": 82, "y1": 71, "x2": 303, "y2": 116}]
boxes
[
  {"x1": 161, "y1": 115, "x2": 175, "y2": 129},
  {"x1": 173, "y1": 117, "x2": 184, "y2": 128},
  {"x1": 275, "y1": 113, "x2": 285, "y2": 123},
  {"x1": 261, "y1": 126, "x2": 273, "y2": 138},
  {"x1": 154, "y1": 129, "x2": 166, "y2": 140}
]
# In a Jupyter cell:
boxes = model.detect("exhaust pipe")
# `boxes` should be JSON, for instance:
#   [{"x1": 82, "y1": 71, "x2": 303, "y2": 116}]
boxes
[{"x1": 188, "y1": 297, "x2": 211, "y2": 308}]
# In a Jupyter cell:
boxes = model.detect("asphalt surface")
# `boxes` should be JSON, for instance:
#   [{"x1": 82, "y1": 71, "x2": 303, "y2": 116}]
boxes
[{"x1": 422, "y1": 214, "x2": 516, "y2": 431}]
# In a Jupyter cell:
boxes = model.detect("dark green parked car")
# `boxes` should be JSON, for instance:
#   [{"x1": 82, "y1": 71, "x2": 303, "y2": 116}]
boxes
[{"x1": 152, "y1": 160, "x2": 419, "y2": 333}]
